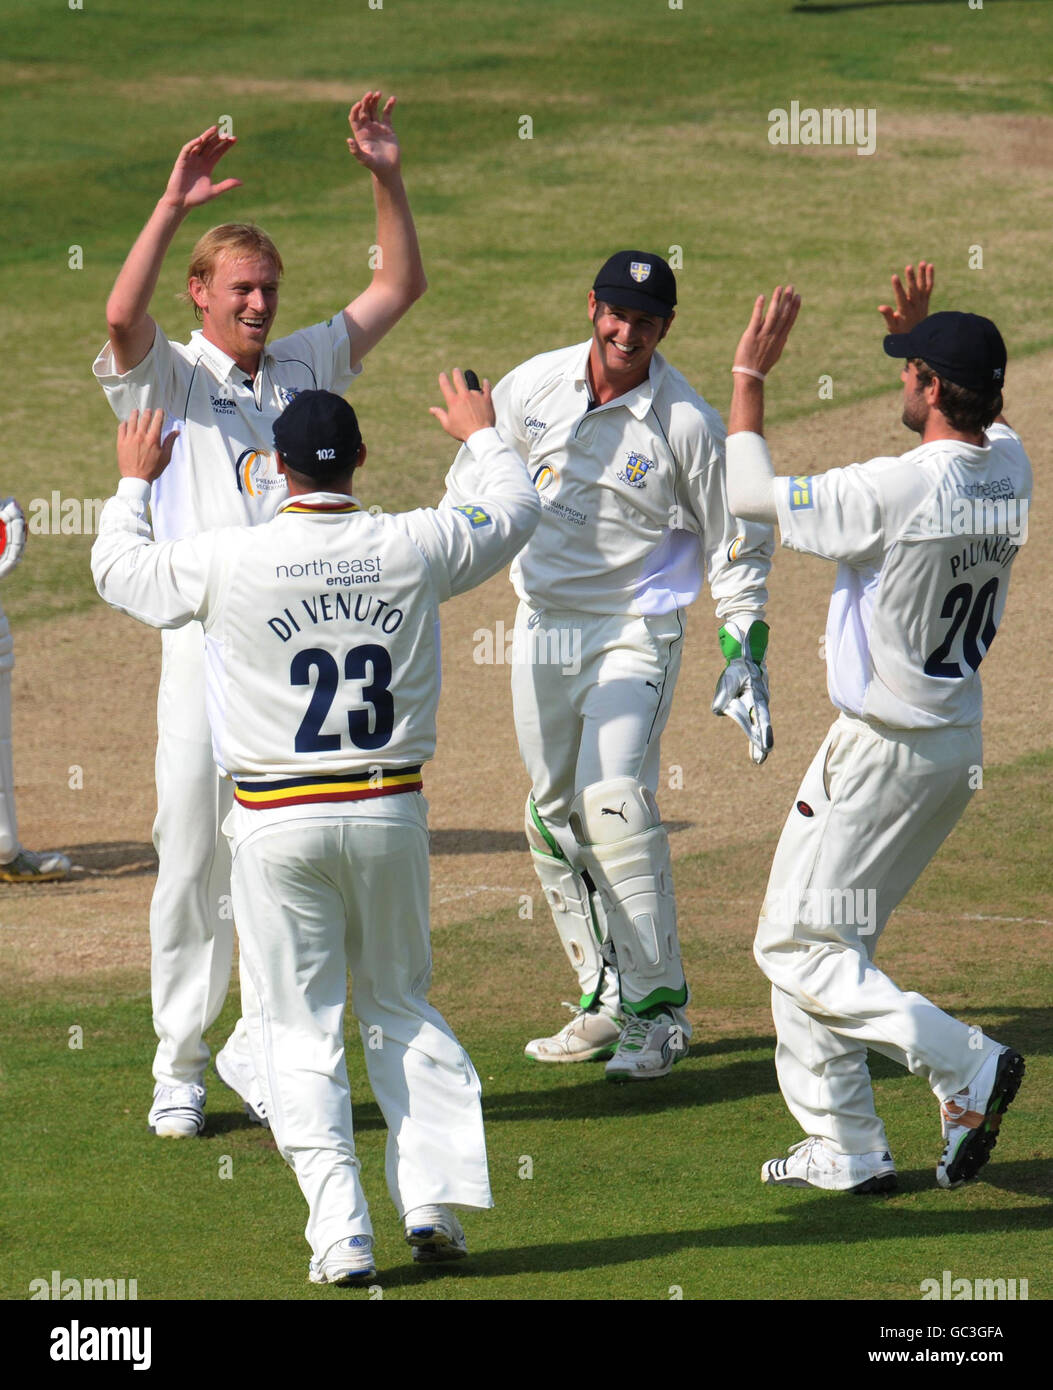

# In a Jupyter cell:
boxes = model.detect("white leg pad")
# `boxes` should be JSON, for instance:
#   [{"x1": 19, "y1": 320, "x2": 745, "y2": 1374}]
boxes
[
  {"x1": 529, "y1": 849, "x2": 610, "y2": 1003},
  {"x1": 525, "y1": 797, "x2": 618, "y2": 1009},
  {"x1": 569, "y1": 777, "x2": 687, "y2": 1010}
]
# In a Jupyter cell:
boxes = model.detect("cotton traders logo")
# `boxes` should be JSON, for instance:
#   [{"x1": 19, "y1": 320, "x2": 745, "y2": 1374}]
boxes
[
  {"x1": 276, "y1": 386, "x2": 302, "y2": 409},
  {"x1": 630, "y1": 262, "x2": 651, "y2": 283},
  {"x1": 617, "y1": 450, "x2": 654, "y2": 488},
  {"x1": 235, "y1": 448, "x2": 285, "y2": 496}
]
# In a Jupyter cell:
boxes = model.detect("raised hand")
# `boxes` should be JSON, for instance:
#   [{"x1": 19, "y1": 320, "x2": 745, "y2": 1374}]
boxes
[
  {"x1": 878, "y1": 261, "x2": 934, "y2": 335},
  {"x1": 117, "y1": 409, "x2": 179, "y2": 482},
  {"x1": 733, "y1": 285, "x2": 801, "y2": 379},
  {"x1": 429, "y1": 369, "x2": 496, "y2": 442},
  {"x1": 162, "y1": 127, "x2": 242, "y2": 212},
  {"x1": 347, "y1": 91, "x2": 401, "y2": 177}
]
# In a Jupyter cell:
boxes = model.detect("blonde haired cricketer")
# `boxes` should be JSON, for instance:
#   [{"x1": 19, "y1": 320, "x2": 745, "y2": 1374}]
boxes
[{"x1": 92, "y1": 91, "x2": 428, "y2": 1140}]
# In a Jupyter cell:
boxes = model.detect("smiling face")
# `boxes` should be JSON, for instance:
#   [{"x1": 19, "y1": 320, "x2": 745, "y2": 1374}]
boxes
[
  {"x1": 587, "y1": 290, "x2": 672, "y2": 401},
  {"x1": 189, "y1": 252, "x2": 280, "y2": 375}
]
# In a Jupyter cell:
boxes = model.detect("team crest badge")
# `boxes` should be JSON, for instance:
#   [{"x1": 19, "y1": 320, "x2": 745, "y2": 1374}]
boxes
[
  {"x1": 276, "y1": 386, "x2": 302, "y2": 409},
  {"x1": 630, "y1": 262, "x2": 651, "y2": 283},
  {"x1": 618, "y1": 450, "x2": 654, "y2": 488}
]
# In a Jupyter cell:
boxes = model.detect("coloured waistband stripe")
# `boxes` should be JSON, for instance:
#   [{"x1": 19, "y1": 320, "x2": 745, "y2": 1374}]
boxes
[{"x1": 234, "y1": 767, "x2": 423, "y2": 809}]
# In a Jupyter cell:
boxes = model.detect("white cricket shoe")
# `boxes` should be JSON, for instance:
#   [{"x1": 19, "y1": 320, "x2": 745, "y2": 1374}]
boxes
[
  {"x1": 762, "y1": 1136, "x2": 897, "y2": 1193},
  {"x1": 215, "y1": 1039, "x2": 270, "y2": 1128},
  {"x1": 403, "y1": 1205, "x2": 468, "y2": 1263},
  {"x1": 308, "y1": 1235, "x2": 376, "y2": 1286},
  {"x1": 0, "y1": 848, "x2": 71, "y2": 883},
  {"x1": 148, "y1": 1082, "x2": 206, "y2": 1138},
  {"x1": 604, "y1": 1013, "x2": 687, "y2": 1082},
  {"x1": 524, "y1": 1004, "x2": 622, "y2": 1062},
  {"x1": 937, "y1": 1045, "x2": 1025, "y2": 1189}
]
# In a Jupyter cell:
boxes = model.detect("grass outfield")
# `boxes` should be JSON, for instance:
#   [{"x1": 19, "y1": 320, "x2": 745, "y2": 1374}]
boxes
[
  {"x1": 2, "y1": 751, "x2": 1049, "y2": 1303},
  {"x1": 1, "y1": 0, "x2": 1050, "y2": 1313}
]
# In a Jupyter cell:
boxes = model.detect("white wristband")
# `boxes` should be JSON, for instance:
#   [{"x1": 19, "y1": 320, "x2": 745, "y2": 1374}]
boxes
[{"x1": 732, "y1": 365, "x2": 767, "y2": 381}]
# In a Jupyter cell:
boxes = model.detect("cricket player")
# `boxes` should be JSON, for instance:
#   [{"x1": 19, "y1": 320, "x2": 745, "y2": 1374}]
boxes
[
  {"x1": 444, "y1": 251, "x2": 774, "y2": 1080},
  {"x1": 92, "y1": 377, "x2": 540, "y2": 1282},
  {"x1": 0, "y1": 499, "x2": 71, "y2": 883},
  {"x1": 725, "y1": 272, "x2": 1029, "y2": 1191},
  {"x1": 92, "y1": 91, "x2": 427, "y2": 1138}
]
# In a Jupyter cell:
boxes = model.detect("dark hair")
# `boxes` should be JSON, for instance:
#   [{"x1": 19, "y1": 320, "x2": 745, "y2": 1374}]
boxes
[
  {"x1": 277, "y1": 450, "x2": 361, "y2": 490},
  {"x1": 911, "y1": 358, "x2": 1002, "y2": 435}
]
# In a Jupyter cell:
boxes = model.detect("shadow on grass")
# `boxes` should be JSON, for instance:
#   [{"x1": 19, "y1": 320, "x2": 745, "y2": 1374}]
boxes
[
  {"x1": 429, "y1": 822, "x2": 693, "y2": 855},
  {"x1": 792, "y1": 0, "x2": 998, "y2": 11},
  {"x1": 64, "y1": 840, "x2": 158, "y2": 878},
  {"x1": 323, "y1": 1047, "x2": 782, "y2": 1134},
  {"x1": 357, "y1": 1179, "x2": 1053, "y2": 1290}
]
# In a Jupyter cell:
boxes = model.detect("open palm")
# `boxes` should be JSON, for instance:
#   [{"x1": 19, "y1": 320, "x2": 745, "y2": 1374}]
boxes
[
  {"x1": 164, "y1": 127, "x2": 242, "y2": 210},
  {"x1": 347, "y1": 91, "x2": 401, "y2": 175}
]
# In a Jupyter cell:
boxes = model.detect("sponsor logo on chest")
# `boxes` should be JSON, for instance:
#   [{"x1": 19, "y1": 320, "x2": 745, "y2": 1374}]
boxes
[{"x1": 234, "y1": 448, "x2": 286, "y2": 496}]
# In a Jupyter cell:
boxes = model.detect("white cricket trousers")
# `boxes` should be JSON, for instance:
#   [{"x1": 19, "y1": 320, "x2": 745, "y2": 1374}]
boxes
[
  {"x1": 151, "y1": 624, "x2": 252, "y2": 1086},
  {"x1": 226, "y1": 795, "x2": 493, "y2": 1260},
  {"x1": 511, "y1": 602, "x2": 684, "y2": 834},
  {"x1": 754, "y1": 712, "x2": 997, "y2": 1155},
  {"x1": 511, "y1": 602, "x2": 688, "y2": 1011}
]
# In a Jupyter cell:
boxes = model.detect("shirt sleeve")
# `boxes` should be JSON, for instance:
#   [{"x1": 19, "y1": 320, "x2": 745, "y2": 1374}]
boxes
[
  {"x1": 775, "y1": 463, "x2": 886, "y2": 566},
  {"x1": 440, "y1": 366, "x2": 531, "y2": 507},
  {"x1": 91, "y1": 478, "x2": 222, "y2": 628},
  {"x1": 677, "y1": 403, "x2": 773, "y2": 628},
  {"x1": 396, "y1": 426, "x2": 541, "y2": 600},
  {"x1": 91, "y1": 323, "x2": 194, "y2": 420},
  {"x1": 267, "y1": 316, "x2": 359, "y2": 396}
]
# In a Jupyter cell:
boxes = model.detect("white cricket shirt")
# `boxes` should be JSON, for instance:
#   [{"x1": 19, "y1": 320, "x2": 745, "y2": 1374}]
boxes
[
  {"x1": 443, "y1": 341, "x2": 772, "y2": 625},
  {"x1": 92, "y1": 428, "x2": 540, "y2": 789},
  {"x1": 776, "y1": 424, "x2": 1032, "y2": 728},
  {"x1": 93, "y1": 317, "x2": 357, "y2": 539}
]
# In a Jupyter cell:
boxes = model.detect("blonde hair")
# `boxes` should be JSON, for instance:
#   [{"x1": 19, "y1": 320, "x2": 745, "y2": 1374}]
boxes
[{"x1": 181, "y1": 224, "x2": 284, "y2": 319}]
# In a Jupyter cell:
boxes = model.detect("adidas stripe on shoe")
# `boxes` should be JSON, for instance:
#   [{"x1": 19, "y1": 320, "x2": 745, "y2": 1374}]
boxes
[{"x1": 762, "y1": 1136, "x2": 897, "y2": 1193}]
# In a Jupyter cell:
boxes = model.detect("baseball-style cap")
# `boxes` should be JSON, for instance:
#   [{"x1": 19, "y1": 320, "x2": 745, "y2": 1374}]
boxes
[
  {"x1": 272, "y1": 390, "x2": 363, "y2": 479},
  {"x1": 593, "y1": 250, "x2": 677, "y2": 318},
  {"x1": 883, "y1": 311, "x2": 1006, "y2": 392}
]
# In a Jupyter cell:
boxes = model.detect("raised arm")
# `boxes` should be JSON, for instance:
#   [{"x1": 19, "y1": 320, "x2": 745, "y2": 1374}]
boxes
[
  {"x1": 342, "y1": 92, "x2": 427, "y2": 370},
  {"x1": 725, "y1": 285, "x2": 801, "y2": 524},
  {"x1": 105, "y1": 127, "x2": 242, "y2": 372}
]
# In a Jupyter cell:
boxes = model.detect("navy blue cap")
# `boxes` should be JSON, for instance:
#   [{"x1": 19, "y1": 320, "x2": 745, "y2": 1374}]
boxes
[
  {"x1": 593, "y1": 250, "x2": 677, "y2": 318},
  {"x1": 883, "y1": 312, "x2": 1006, "y2": 392},
  {"x1": 272, "y1": 390, "x2": 362, "y2": 478}
]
